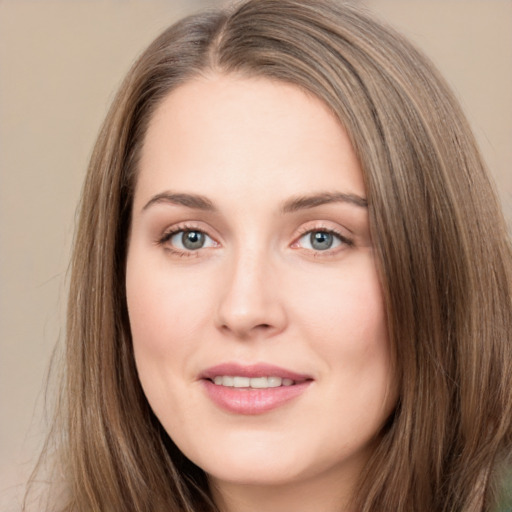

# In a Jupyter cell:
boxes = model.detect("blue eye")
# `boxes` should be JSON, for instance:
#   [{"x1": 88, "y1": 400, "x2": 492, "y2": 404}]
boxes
[
  {"x1": 168, "y1": 230, "x2": 216, "y2": 251},
  {"x1": 298, "y1": 230, "x2": 346, "y2": 251}
]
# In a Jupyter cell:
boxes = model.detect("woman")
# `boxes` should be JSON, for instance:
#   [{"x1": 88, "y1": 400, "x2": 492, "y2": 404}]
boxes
[{"x1": 27, "y1": 0, "x2": 512, "y2": 511}]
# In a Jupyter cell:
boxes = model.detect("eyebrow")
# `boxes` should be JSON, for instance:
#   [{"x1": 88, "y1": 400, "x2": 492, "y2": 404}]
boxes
[
  {"x1": 281, "y1": 192, "x2": 367, "y2": 213},
  {"x1": 142, "y1": 192, "x2": 216, "y2": 212},
  {"x1": 141, "y1": 190, "x2": 367, "y2": 214}
]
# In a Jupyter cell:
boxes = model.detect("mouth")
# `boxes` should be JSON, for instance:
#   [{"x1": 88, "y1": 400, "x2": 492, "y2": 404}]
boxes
[
  {"x1": 209, "y1": 375, "x2": 296, "y2": 388},
  {"x1": 199, "y1": 363, "x2": 313, "y2": 414}
]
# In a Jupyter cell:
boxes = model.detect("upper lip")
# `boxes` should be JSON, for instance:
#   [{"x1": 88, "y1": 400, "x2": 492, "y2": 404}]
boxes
[{"x1": 199, "y1": 362, "x2": 312, "y2": 382}]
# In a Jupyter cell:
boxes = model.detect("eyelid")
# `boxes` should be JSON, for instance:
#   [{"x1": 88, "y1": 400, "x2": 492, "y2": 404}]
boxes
[
  {"x1": 155, "y1": 220, "x2": 353, "y2": 257},
  {"x1": 157, "y1": 222, "x2": 220, "y2": 256},
  {"x1": 291, "y1": 223, "x2": 354, "y2": 253}
]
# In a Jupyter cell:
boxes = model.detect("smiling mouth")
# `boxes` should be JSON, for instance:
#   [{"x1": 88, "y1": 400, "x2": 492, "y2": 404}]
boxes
[
  {"x1": 209, "y1": 376, "x2": 296, "y2": 388},
  {"x1": 200, "y1": 364, "x2": 313, "y2": 414}
]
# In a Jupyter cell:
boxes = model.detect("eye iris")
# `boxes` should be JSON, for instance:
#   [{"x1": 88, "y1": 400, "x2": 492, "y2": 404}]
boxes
[
  {"x1": 310, "y1": 231, "x2": 333, "y2": 250},
  {"x1": 182, "y1": 231, "x2": 205, "y2": 250}
]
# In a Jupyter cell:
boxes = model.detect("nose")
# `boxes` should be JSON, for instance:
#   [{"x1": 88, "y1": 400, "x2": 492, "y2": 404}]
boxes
[{"x1": 215, "y1": 248, "x2": 287, "y2": 340}]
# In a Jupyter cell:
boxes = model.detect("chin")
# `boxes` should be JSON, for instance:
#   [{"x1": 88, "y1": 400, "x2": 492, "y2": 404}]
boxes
[
  {"x1": 205, "y1": 460, "x2": 307, "y2": 487},
  {"x1": 182, "y1": 432, "x2": 308, "y2": 485}
]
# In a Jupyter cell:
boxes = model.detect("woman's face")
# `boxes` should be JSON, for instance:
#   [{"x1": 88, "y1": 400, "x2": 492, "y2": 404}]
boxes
[{"x1": 126, "y1": 74, "x2": 395, "y2": 497}]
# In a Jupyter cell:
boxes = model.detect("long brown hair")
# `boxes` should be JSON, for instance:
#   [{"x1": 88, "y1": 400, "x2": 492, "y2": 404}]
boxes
[{"x1": 27, "y1": 1, "x2": 512, "y2": 511}]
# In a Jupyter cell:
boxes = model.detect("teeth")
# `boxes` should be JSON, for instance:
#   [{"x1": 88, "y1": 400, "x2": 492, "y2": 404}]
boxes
[
  {"x1": 233, "y1": 376, "x2": 250, "y2": 388},
  {"x1": 212, "y1": 376, "x2": 296, "y2": 388},
  {"x1": 221, "y1": 376, "x2": 234, "y2": 386},
  {"x1": 250, "y1": 376, "x2": 270, "y2": 388}
]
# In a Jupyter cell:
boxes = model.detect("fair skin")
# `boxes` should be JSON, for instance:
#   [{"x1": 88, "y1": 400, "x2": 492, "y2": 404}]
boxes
[{"x1": 126, "y1": 74, "x2": 396, "y2": 512}]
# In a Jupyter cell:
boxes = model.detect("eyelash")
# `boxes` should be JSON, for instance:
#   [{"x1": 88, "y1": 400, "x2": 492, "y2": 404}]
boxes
[
  {"x1": 156, "y1": 223, "x2": 215, "y2": 257},
  {"x1": 156, "y1": 223, "x2": 353, "y2": 258},
  {"x1": 294, "y1": 226, "x2": 354, "y2": 255}
]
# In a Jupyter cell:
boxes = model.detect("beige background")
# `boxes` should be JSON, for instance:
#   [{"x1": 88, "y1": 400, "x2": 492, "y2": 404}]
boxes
[{"x1": 1, "y1": 1, "x2": 511, "y2": 509}]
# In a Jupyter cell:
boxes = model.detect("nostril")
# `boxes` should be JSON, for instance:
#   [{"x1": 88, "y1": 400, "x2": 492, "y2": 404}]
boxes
[{"x1": 256, "y1": 323, "x2": 272, "y2": 330}]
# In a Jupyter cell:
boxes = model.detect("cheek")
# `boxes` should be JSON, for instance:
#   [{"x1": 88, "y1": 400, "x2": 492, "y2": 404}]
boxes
[
  {"x1": 125, "y1": 251, "x2": 212, "y2": 418},
  {"x1": 125, "y1": 258, "x2": 207, "y2": 416},
  {"x1": 126, "y1": 254, "x2": 208, "y2": 354},
  {"x1": 293, "y1": 256, "x2": 394, "y2": 403},
  {"x1": 294, "y1": 255, "x2": 387, "y2": 350}
]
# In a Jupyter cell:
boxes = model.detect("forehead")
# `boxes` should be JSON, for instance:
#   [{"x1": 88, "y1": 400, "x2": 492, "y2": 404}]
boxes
[{"x1": 135, "y1": 73, "x2": 365, "y2": 209}]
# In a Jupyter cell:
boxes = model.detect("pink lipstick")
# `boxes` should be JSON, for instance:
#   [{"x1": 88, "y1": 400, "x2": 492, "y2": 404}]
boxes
[{"x1": 199, "y1": 363, "x2": 313, "y2": 415}]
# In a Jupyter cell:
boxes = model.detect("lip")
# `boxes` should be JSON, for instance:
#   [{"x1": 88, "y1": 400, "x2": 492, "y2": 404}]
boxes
[
  {"x1": 199, "y1": 362, "x2": 313, "y2": 415},
  {"x1": 200, "y1": 362, "x2": 311, "y2": 381}
]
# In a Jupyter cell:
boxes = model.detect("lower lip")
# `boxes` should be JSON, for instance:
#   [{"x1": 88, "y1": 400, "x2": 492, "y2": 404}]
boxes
[{"x1": 201, "y1": 380, "x2": 311, "y2": 415}]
